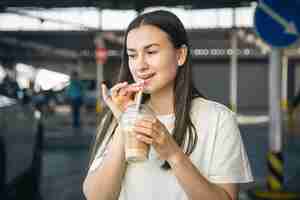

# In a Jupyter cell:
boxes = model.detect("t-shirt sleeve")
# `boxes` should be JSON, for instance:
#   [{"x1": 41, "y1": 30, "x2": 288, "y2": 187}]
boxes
[{"x1": 208, "y1": 110, "x2": 253, "y2": 184}]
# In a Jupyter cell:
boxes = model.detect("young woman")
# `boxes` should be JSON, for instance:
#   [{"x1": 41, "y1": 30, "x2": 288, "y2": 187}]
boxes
[{"x1": 83, "y1": 10, "x2": 253, "y2": 200}]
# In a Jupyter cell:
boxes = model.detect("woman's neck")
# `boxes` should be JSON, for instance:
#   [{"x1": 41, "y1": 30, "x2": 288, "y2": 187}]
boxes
[{"x1": 149, "y1": 88, "x2": 175, "y2": 115}]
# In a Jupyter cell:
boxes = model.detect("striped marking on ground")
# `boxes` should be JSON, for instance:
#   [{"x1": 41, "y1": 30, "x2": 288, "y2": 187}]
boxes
[{"x1": 237, "y1": 114, "x2": 269, "y2": 125}]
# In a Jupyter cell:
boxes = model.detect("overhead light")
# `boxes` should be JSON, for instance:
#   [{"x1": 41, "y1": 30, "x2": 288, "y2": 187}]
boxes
[
  {"x1": 237, "y1": 29, "x2": 246, "y2": 38},
  {"x1": 245, "y1": 34, "x2": 255, "y2": 43},
  {"x1": 251, "y1": 2, "x2": 258, "y2": 7}
]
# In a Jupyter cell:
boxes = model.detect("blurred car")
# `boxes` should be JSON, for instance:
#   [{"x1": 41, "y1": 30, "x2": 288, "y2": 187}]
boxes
[{"x1": 0, "y1": 94, "x2": 43, "y2": 200}]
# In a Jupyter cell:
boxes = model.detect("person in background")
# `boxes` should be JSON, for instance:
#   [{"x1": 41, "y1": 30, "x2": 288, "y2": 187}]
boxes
[
  {"x1": 67, "y1": 70, "x2": 84, "y2": 128},
  {"x1": 83, "y1": 10, "x2": 253, "y2": 200}
]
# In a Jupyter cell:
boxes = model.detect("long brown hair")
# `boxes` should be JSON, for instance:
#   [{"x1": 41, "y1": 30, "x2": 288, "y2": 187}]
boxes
[{"x1": 90, "y1": 10, "x2": 204, "y2": 170}]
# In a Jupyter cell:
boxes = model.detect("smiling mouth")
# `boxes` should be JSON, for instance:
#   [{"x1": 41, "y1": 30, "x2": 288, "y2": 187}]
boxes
[{"x1": 137, "y1": 73, "x2": 156, "y2": 82}]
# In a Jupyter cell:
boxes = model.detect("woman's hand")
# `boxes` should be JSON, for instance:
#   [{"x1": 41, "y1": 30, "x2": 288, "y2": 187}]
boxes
[
  {"x1": 132, "y1": 117, "x2": 181, "y2": 161},
  {"x1": 101, "y1": 81, "x2": 144, "y2": 119}
]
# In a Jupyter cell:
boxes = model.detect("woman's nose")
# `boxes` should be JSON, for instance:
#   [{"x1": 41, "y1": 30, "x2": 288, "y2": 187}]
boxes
[{"x1": 135, "y1": 54, "x2": 149, "y2": 71}]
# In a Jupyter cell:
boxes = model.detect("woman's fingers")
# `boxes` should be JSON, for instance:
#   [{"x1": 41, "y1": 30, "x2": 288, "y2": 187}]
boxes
[
  {"x1": 101, "y1": 81, "x2": 142, "y2": 119},
  {"x1": 103, "y1": 81, "x2": 143, "y2": 99},
  {"x1": 101, "y1": 82, "x2": 110, "y2": 102},
  {"x1": 134, "y1": 125, "x2": 165, "y2": 146},
  {"x1": 125, "y1": 82, "x2": 144, "y2": 92},
  {"x1": 134, "y1": 118, "x2": 156, "y2": 129},
  {"x1": 101, "y1": 83, "x2": 122, "y2": 118},
  {"x1": 102, "y1": 81, "x2": 146, "y2": 114},
  {"x1": 110, "y1": 82, "x2": 128, "y2": 97},
  {"x1": 132, "y1": 117, "x2": 179, "y2": 161},
  {"x1": 136, "y1": 134, "x2": 153, "y2": 144},
  {"x1": 133, "y1": 119, "x2": 161, "y2": 139}
]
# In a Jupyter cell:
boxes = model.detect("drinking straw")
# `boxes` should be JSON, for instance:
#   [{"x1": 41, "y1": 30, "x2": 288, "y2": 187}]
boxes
[{"x1": 135, "y1": 90, "x2": 143, "y2": 111}]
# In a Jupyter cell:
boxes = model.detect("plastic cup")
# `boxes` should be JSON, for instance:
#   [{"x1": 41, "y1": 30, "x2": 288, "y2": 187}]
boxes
[{"x1": 119, "y1": 103, "x2": 155, "y2": 163}]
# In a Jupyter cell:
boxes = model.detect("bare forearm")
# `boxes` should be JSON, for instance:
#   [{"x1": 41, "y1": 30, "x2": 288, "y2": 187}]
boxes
[
  {"x1": 168, "y1": 151, "x2": 233, "y2": 200},
  {"x1": 83, "y1": 134, "x2": 126, "y2": 200}
]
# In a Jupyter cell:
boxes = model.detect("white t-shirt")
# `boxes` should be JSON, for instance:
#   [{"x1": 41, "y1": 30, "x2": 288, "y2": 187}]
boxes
[{"x1": 88, "y1": 98, "x2": 253, "y2": 200}]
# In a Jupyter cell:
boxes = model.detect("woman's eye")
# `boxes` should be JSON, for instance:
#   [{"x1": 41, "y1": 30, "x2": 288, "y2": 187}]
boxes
[
  {"x1": 128, "y1": 54, "x2": 136, "y2": 58},
  {"x1": 147, "y1": 51, "x2": 157, "y2": 55}
]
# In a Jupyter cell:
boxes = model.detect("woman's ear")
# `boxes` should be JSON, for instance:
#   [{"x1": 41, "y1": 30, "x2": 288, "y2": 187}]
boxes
[{"x1": 177, "y1": 44, "x2": 188, "y2": 66}]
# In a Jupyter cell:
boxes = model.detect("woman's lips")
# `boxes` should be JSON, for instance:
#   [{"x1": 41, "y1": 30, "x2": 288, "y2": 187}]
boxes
[{"x1": 137, "y1": 73, "x2": 156, "y2": 84}]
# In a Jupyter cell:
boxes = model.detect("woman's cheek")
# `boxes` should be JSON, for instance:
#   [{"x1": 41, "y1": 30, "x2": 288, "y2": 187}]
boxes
[
  {"x1": 168, "y1": 65, "x2": 178, "y2": 80},
  {"x1": 129, "y1": 65, "x2": 138, "y2": 81}
]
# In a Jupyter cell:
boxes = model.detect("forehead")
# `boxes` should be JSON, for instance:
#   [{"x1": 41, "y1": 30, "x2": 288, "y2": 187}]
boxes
[{"x1": 126, "y1": 25, "x2": 171, "y2": 49}]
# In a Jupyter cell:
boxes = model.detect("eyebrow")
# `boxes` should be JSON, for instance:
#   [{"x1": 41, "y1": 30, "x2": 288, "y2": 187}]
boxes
[{"x1": 127, "y1": 43, "x2": 160, "y2": 52}]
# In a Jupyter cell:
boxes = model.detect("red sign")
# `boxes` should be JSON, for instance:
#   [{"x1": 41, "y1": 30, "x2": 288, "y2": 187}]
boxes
[{"x1": 95, "y1": 47, "x2": 108, "y2": 65}]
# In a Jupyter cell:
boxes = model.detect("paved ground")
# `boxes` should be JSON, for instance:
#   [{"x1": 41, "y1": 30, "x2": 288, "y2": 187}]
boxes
[
  {"x1": 40, "y1": 105, "x2": 300, "y2": 200},
  {"x1": 40, "y1": 106, "x2": 94, "y2": 200}
]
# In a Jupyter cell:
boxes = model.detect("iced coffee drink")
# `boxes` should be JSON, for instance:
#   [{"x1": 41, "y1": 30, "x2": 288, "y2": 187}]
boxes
[{"x1": 120, "y1": 103, "x2": 154, "y2": 163}]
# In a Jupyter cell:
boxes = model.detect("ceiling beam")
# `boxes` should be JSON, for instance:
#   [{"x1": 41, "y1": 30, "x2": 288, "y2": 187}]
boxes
[
  {"x1": 0, "y1": 35, "x2": 81, "y2": 59},
  {"x1": 0, "y1": 0, "x2": 257, "y2": 11}
]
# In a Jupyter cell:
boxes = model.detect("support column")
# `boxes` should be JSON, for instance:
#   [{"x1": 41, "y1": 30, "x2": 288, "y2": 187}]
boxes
[
  {"x1": 248, "y1": 48, "x2": 300, "y2": 200},
  {"x1": 94, "y1": 35, "x2": 105, "y2": 113},
  {"x1": 268, "y1": 48, "x2": 283, "y2": 191},
  {"x1": 230, "y1": 9, "x2": 238, "y2": 113},
  {"x1": 94, "y1": 10, "x2": 107, "y2": 113}
]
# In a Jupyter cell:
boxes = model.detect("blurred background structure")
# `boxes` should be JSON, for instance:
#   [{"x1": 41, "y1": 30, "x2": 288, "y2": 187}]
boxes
[{"x1": 1, "y1": 0, "x2": 300, "y2": 200}]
